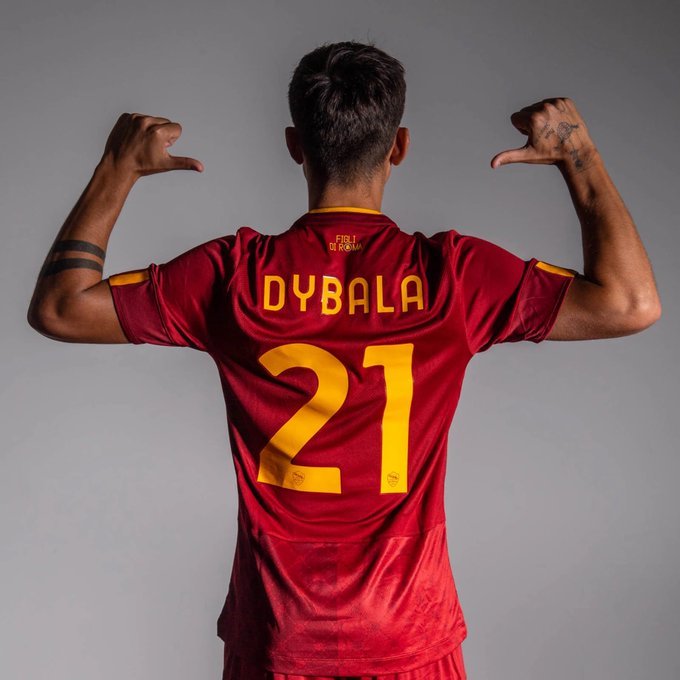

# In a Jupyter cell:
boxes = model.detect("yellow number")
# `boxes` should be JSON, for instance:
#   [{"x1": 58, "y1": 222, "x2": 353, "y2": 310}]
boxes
[
  {"x1": 257, "y1": 343, "x2": 347, "y2": 493},
  {"x1": 257, "y1": 342, "x2": 414, "y2": 495},
  {"x1": 363, "y1": 344, "x2": 414, "y2": 493}
]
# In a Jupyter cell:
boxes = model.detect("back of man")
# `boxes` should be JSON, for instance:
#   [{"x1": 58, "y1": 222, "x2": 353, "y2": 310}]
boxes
[
  {"x1": 28, "y1": 38, "x2": 661, "y2": 680},
  {"x1": 108, "y1": 204, "x2": 574, "y2": 676}
]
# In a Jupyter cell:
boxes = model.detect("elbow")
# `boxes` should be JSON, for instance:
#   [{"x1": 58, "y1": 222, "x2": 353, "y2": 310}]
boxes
[
  {"x1": 633, "y1": 298, "x2": 662, "y2": 330},
  {"x1": 27, "y1": 300, "x2": 47, "y2": 334},
  {"x1": 621, "y1": 293, "x2": 662, "y2": 333},
  {"x1": 27, "y1": 302, "x2": 67, "y2": 341},
  {"x1": 27, "y1": 310, "x2": 55, "y2": 339},
  {"x1": 596, "y1": 285, "x2": 662, "y2": 336}
]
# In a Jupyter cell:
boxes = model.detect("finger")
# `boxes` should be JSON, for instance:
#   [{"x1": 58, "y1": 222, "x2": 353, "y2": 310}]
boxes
[
  {"x1": 519, "y1": 101, "x2": 546, "y2": 113},
  {"x1": 145, "y1": 116, "x2": 172, "y2": 128},
  {"x1": 490, "y1": 144, "x2": 538, "y2": 169},
  {"x1": 510, "y1": 110, "x2": 534, "y2": 135},
  {"x1": 541, "y1": 97, "x2": 568, "y2": 112},
  {"x1": 130, "y1": 114, "x2": 172, "y2": 128},
  {"x1": 167, "y1": 155, "x2": 204, "y2": 172},
  {"x1": 151, "y1": 121, "x2": 183, "y2": 145}
]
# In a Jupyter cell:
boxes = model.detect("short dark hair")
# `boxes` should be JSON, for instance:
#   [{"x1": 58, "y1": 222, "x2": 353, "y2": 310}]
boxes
[{"x1": 288, "y1": 41, "x2": 406, "y2": 186}]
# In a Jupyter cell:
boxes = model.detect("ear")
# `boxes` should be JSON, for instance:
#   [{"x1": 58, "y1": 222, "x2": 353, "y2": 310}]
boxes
[
  {"x1": 389, "y1": 127, "x2": 410, "y2": 166},
  {"x1": 285, "y1": 126, "x2": 304, "y2": 165}
]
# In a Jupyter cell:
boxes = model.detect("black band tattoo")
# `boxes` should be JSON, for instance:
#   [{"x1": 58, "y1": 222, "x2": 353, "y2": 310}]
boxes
[
  {"x1": 40, "y1": 258, "x2": 104, "y2": 278},
  {"x1": 53, "y1": 239, "x2": 106, "y2": 259}
]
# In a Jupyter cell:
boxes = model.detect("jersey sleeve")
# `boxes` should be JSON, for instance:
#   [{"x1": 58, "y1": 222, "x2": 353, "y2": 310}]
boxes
[
  {"x1": 449, "y1": 231, "x2": 575, "y2": 354},
  {"x1": 107, "y1": 235, "x2": 235, "y2": 351}
]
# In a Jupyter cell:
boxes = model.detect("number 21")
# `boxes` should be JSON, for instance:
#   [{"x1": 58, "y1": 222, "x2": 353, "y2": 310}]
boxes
[{"x1": 257, "y1": 343, "x2": 414, "y2": 495}]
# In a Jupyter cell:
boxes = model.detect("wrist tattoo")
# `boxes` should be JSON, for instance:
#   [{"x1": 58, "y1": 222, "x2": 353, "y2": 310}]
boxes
[
  {"x1": 569, "y1": 148, "x2": 585, "y2": 170},
  {"x1": 39, "y1": 258, "x2": 104, "y2": 278},
  {"x1": 53, "y1": 239, "x2": 106, "y2": 259}
]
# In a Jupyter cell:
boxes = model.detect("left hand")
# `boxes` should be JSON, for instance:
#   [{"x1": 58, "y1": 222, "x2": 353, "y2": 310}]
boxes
[
  {"x1": 490, "y1": 98, "x2": 597, "y2": 172},
  {"x1": 101, "y1": 112, "x2": 204, "y2": 178}
]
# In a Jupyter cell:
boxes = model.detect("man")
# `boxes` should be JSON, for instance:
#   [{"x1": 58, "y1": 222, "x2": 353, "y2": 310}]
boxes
[{"x1": 27, "y1": 41, "x2": 660, "y2": 680}]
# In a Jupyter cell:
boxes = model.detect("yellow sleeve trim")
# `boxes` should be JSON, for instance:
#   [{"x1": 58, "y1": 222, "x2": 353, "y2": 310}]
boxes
[
  {"x1": 308, "y1": 206, "x2": 383, "y2": 215},
  {"x1": 536, "y1": 261, "x2": 576, "y2": 278},
  {"x1": 109, "y1": 269, "x2": 150, "y2": 286}
]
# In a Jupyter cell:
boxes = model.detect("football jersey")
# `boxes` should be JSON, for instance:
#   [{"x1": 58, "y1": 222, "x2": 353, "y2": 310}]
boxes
[{"x1": 107, "y1": 207, "x2": 575, "y2": 676}]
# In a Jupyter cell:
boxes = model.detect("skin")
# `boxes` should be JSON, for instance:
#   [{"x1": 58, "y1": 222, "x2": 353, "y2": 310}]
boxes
[{"x1": 27, "y1": 98, "x2": 661, "y2": 343}]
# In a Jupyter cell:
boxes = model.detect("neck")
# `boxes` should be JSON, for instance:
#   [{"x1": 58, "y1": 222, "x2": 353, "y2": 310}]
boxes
[{"x1": 307, "y1": 176, "x2": 386, "y2": 213}]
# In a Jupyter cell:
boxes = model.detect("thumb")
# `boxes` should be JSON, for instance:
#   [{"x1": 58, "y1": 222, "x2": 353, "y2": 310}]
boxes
[
  {"x1": 490, "y1": 144, "x2": 535, "y2": 169},
  {"x1": 168, "y1": 155, "x2": 204, "y2": 172}
]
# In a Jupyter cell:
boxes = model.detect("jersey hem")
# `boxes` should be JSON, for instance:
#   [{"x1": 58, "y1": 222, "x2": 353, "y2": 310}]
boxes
[{"x1": 255, "y1": 629, "x2": 467, "y2": 676}]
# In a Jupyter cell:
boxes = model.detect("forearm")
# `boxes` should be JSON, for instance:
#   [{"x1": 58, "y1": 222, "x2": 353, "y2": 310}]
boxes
[
  {"x1": 28, "y1": 158, "x2": 136, "y2": 321},
  {"x1": 558, "y1": 150, "x2": 661, "y2": 317}
]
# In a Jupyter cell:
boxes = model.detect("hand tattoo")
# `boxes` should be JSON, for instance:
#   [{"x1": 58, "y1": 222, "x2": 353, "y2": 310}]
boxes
[
  {"x1": 556, "y1": 121, "x2": 579, "y2": 143},
  {"x1": 540, "y1": 122, "x2": 556, "y2": 140},
  {"x1": 550, "y1": 120, "x2": 585, "y2": 171}
]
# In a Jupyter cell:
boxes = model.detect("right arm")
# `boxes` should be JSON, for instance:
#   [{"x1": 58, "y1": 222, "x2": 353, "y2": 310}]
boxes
[
  {"x1": 27, "y1": 112, "x2": 204, "y2": 343},
  {"x1": 491, "y1": 97, "x2": 661, "y2": 340}
]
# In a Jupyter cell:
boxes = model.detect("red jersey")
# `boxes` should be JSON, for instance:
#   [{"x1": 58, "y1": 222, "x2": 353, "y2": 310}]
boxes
[{"x1": 108, "y1": 207, "x2": 575, "y2": 676}]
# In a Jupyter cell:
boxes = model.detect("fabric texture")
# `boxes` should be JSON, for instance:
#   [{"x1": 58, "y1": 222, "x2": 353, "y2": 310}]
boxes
[
  {"x1": 108, "y1": 210, "x2": 574, "y2": 676},
  {"x1": 222, "y1": 640, "x2": 467, "y2": 680}
]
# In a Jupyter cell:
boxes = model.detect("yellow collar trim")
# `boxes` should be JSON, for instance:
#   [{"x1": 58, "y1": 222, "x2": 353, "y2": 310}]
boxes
[{"x1": 308, "y1": 206, "x2": 383, "y2": 215}]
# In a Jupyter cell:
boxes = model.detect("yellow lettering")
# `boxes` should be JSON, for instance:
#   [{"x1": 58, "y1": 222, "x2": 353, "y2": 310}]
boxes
[
  {"x1": 401, "y1": 275, "x2": 424, "y2": 311},
  {"x1": 363, "y1": 343, "x2": 414, "y2": 493},
  {"x1": 293, "y1": 274, "x2": 315, "y2": 312},
  {"x1": 348, "y1": 277, "x2": 369, "y2": 314},
  {"x1": 258, "y1": 344, "x2": 346, "y2": 493},
  {"x1": 264, "y1": 275, "x2": 285, "y2": 311},
  {"x1": 263, "y1": 273, "x2": 426, "y2": 315},
  {"x1": 321, "y1": 275, "x2": 342, "y2": 315},
  {"x1": 376, "y1": 275, "x2": 394, "y2": 313}
]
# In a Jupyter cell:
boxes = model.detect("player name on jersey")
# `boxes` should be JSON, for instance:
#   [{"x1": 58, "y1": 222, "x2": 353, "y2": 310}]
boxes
[{"x1": 262, "y1": 273, "x2": 425, "y2": 314}]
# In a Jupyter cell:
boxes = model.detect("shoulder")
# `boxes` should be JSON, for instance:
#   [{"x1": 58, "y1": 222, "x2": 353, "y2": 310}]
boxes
[
  {"x1": 440, "y1": 229, "x2": 520, "y2": 264},
  {"x1": 409, "y1": 227, "x2": 469, "y2": 260},
  {"x1": 405, "y1": 227, "x2": 461, "y2": 246},
  {"x1": 192, "y1": 226, "x2": 268, "y2": 260},
  {"x1": 413, "y1": 229, "x2": 527, "y2": 282}
]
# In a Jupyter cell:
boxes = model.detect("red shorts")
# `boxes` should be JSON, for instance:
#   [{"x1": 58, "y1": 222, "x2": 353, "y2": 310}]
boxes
[{"x1": 222, "y1": 643, "x2": 467, "y2": 680}]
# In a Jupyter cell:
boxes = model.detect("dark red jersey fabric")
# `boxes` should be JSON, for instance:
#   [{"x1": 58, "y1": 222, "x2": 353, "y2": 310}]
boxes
[{"x1": 108, "y1": 208, "x2": 575, "y2": 676}]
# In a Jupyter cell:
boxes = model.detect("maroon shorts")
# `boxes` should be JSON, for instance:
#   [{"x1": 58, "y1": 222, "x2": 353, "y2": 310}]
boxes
[{"x1": 222, "y1": 643, "x2": 467, "y2": 680}]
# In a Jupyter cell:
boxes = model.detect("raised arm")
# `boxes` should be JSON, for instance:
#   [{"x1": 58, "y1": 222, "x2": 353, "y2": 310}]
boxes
[
  {"x1": 490, "y1": 97, "x2": 661, "y2": 340},
  {"x1": 27, "y1": 113, "x2": 204, "y2": 343}
]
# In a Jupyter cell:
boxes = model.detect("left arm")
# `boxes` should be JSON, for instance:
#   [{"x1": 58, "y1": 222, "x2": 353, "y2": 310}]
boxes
[
  {"x1": 27, "y1": 112, "x2": 204, "y2": 343},
  {"x1": 490, "y1": 97, "x2": 661, "y2": 340}
]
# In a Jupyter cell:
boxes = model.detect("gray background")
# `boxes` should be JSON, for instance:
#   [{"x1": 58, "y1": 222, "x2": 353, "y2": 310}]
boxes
[{"x1": 2, "y1": 1, "x2": 678, "y2": 678}]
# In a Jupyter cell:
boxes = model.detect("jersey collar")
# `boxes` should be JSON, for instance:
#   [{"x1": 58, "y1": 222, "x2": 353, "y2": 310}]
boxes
[
  {"x1": 293, "y1": 206, "x2": 398, "y2": 232},
  {"x1": 307, "y1": 206, "x2": 384, "y2": 215}
]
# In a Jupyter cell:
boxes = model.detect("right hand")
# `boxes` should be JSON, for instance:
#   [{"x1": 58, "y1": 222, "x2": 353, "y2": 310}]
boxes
[
  {"x1": 100, "y1": 112, "x2": 204, "y2": 178},
  {"x1": 490, "y1": 97, "x2": 598, "y2": 172}
]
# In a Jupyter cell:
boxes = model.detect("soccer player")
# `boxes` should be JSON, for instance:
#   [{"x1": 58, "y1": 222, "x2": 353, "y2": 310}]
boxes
[{"x1": 27, "y1": 41, "x2": 660, "y2": 680}]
